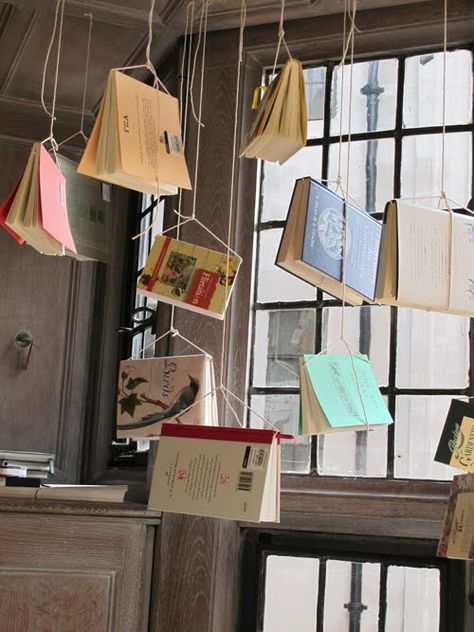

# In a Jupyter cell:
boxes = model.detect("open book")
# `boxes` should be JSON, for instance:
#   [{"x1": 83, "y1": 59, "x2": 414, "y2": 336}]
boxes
[
  {"x1": 299, "y1": 354, "x2": 392, "y2": 435},
  {"x1": 376, "y1": 200, "x2": 474, "y2": 316},
  {"x1": 240, "y1": 59, "x2": 307, "y2": 165},
  {"x1": 148, "y1": 423, "x2": 283, "y2": 522},
  {"x1": 277, "y1": 178, "x2": 382, "y2": 303},
  {"x1": 78, "y1": 70, "x2": 191, "y2": 195},
  {"x1": 116, "y1": 354, "x2": 217, "y2": 439},
  {"x1": 137, "y1": 235, "x2": 242, "y2": 319}
]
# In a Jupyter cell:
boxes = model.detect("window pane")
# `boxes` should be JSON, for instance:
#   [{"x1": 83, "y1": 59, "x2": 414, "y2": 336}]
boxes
[
  {"x1": 263, "y1": 556, "x2": 319, "y2": 632},
  {"x1": 250, "y1": 394, "x2": 311, "y2": 474},
  {"x1": 396, "y1": 308, "x2": 469, "y2": 389},
  {"x1": 386, "y1": 566, "x2": 440, "y2": 632},
  {"x1": 260, "y1": 146, "x2": 323, "y2": 222},
  {"x1": 257, "y1": 229, "x2": 317, "y2": 302},
  {"x1": 328, "y1": 139, "x2": 395, "y2": 214},
  {"x1": 404, "y1": 50, "x2": 472, "y2": 127},
  {"x1": 253, "y1": 309, "x2": 316, "y2": 387},
  {"x1": 305, "y1": 66, "x2": 326, "y2": 139},
  {"x1": 324, "y1": 561, "x2": 380, "y2": 631},
  {"x1": 401, "y1": 132, "x2": 472, "y2": 202},
  {"x1": 322, "y1": 306, "x2": 391, "y2": 386},
  {"x1": 394, "y1": 395, "x2": 465, "y2": 480},
  {"x1": 330, "y1": 59, "x2": 398, "y2": 135}
]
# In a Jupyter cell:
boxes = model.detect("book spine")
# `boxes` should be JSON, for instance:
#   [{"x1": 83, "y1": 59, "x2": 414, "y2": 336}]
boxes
[
  {"x1": 146, "y1": 237, "x2": 172, "y2": 291},
  {"x1": 160, "y1": 422, "x2": 277, "y2": 444}
]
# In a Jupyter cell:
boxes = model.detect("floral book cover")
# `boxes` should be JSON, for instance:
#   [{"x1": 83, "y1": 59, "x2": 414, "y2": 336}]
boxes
[
  {"x1": 437, "y1": 473, "x2": 474, "y2": 560},
  {"x1": 116, "y1": 355, "x2": 217, "y2": 439}
]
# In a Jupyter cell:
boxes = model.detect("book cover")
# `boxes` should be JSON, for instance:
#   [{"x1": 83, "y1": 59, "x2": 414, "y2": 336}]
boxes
[
  {"x1": 137, "y1": 235, "x2": 241, "y2": 319},
  {"x1": 301, "y1": 180, "x2": 382, "y2": 301},
  {"x1": 0, "y1": 177, "x2": 25, "y2": 244},
  {"x1": 438, "y1": 473, "x2": 474, "y2": 560},
  {"x1": 434, "y1": 399, "x2": 474, "y2": 472},
  {"x1": 148, "y1": 423, "x2": 280, "y2": 522},
  {"x1": 116, "y1": 354, "x2": 217, "y2": 439}
]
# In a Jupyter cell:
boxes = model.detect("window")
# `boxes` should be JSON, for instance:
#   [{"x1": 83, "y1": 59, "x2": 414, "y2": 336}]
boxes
[{"x1": 248, "y1": 47, "x2": 474, "y2": 480}]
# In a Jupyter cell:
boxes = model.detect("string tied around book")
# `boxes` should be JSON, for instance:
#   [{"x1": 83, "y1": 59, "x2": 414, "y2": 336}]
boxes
[{"x1": 271, "y1": 0, "x2": 292, "y2": 78}]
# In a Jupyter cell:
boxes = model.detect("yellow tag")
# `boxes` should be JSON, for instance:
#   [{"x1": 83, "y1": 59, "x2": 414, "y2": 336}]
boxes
[{"x1": 251, "y1": 85, "x2": 268, "y2": 109}]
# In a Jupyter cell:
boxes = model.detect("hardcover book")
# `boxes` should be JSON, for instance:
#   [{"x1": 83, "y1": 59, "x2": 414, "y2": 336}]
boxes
[
  {"x1": 434, "y1": 399, "x2": 474, "y2": 472},
  {"x1": 78, "y1": 70, "x2": 191, "y2": 195},
  {"x1": 148, "y1": 423, "x2": 284, "y2": 522},
  {"x1": 137, "y1": 235, "x2": 242, "y2": 319},
  {"x1": 438, "y1": 473, "x2": 474, "y2": 560},
  {"x1": 299, "y1": 354, "x2": 393, "y2": 435},
  {"x1": 116, "y1": 354, "x2": 217, "y2": 439}
]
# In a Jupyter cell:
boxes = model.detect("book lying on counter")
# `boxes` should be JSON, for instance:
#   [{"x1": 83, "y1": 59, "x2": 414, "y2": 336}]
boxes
[
  {"x1": 116, "y1": 354, "x2": 217, "y2": 439},
  {"x1": 240, "y1": 58, "x2": 307, "y2": 165},
  {"x1": 78, "y1": 70, "x2": 191, "y2": 195},
  {"x1": 438, "y1": 473, "x2": 474, "y2": 560},
  {"x1": 0, "y1": 484, "x2": 128, "y2": 503},
  {"x1": 137, "y1": 235, "x2": 242, "y2": 319},
  {"x1": 299, "y1": 354, "x2": 393, "y2": 435},
  {"x1": 148, "y1": 423, "x2": 287, "y2": 522},
  {"x1": 277, "y1": 178, "x2": 382, "y2": 304},
  {"x1": 434, "y1": 399, "x2": 474, "y2": 472}
]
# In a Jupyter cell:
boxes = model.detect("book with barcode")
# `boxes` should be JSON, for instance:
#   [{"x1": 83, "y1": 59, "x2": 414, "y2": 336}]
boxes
[
  {"x1": 148, "y1": 423, "x2": 284, "y2": 522},
  {"x1": 137, "y1": 235, "x2": 242, "y2": 319},
  {"x1": 78, "y1": 70, "x2": 191, "y2": 196},
  {"x1": 116, "y1": 354, "x2": 218, "y2": 439},
  {"x1": 438, "y1": 473, "x2": 474, "y2": 560},
  {"x1": 434, "y1": 400, "x2": 474, "y2": 472}
]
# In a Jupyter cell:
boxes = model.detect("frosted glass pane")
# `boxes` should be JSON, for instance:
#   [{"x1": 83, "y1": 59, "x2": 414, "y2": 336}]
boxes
[
  {"x1": 394, "y1": 395, "x2": 465, "y2": 480},
  {"x1": 330, "y1": 59, "x2": 398, "y2": 135},
  {"x1": 386, "y1": 566, "x2": 440, "y2": 632},
  {"x1": 257, "y1": 229, "x2": 317, "y2": 302},
  {"x1": 253, "y1": 309, "x2": 316, "y2": 387},
  {"x1": 260, "y1": 146, "x2": 323, "y2": 222},
  {"x1": 251, "y1": 394, "x2": 311, "y2": 474},
  {"x1": 404, "y1": 50, "x2": 472, "y2": 127},
  {"x1": 396, "y1": 308, "x2": 469, "y2": 389},
  {"x1": 305, "y1": 66, "x2": 326, "y2": 139},
  {"x1": 263, "y1": 556, "x2": 319, "y2": 632}
]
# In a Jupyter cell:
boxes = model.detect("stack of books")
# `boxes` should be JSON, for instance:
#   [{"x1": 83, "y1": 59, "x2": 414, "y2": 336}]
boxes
[
  {"x1": 116, "y1": 354, "x2": 217, "y2": 439},
  {"x1": 240, "y1": 58, "x2": 307, "y2": 165},
  {"x1": 0, "y1": 451, "x2": 55, "y2": 486},
  {"x1": 148, "y1": 423, "x2": 287, "y2": 523},
  {"x1": 299, "y1": 354, "x2": 392, "y2": 435},
  {"x1": 78, "y1": 70, "x2": 192, "y2": 196},
  {"x1": 137, "y1": 235, "x2": 242, "y2": 319}
]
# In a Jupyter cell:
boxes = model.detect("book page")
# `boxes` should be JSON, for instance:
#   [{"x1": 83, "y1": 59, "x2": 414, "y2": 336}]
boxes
[{"x1": 450, "y1": 212, "x2": 474, "y2": 314}]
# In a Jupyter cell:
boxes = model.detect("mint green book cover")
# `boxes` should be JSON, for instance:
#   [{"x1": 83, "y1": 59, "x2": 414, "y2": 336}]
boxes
[{"x1": 303, "y1": 354, "x2": 392, "y2": 428}]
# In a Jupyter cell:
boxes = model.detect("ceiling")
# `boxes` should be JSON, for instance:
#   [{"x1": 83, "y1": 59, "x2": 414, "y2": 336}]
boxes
[{"x1": 0, "y1": 0, "x2": 438, "y2": 148}]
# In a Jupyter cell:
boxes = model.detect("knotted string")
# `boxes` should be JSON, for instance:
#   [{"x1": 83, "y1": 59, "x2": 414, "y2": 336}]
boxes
[{"x1": 271, "y1": 0, "x2": 292, "y2": 78}]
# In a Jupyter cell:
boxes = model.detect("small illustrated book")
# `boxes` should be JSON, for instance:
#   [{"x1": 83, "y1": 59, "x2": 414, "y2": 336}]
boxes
[
  {"x1": 137, "y1": 235, "x2": 242, "y2": 319},
  {"x1": 148, "y1": 423, "x2": 284, "y2": 522},
  {"x1": 299, "y1": 354, "x2": 393, "y2": 435},
  {"x1": 78, "y1": 70, "x2": 191, "y2": 195},
  {"x1": 438, "y1": 473, "x2": 474, "y2": 560},
  {"x1": 116, "y1": 354, "x2": 217, "y2": 439},
  {"x1": 434, "y1": 399, "x2": 474, "y2": 472}
]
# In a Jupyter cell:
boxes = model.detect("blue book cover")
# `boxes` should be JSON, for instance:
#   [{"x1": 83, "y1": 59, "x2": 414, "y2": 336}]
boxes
[{"x1": 301, "y1": 180, "x2": 382, "y2": 300}]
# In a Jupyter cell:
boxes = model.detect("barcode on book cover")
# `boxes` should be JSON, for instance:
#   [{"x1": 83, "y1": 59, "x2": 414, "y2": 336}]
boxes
[
  {"x1": 237, "y1": 471, "x2": 253, "y2": 492},
  {"x1": 254, "y1": 449, "x2": 265, "y2": 467},
  {"x1": 164, "y1": 131, "x2": 182, "y2": 156}
]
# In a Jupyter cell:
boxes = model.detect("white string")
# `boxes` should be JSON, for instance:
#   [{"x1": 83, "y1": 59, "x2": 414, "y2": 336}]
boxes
[
  {"x1": 127, "y1": 326, "x2": 211, "y2": 361},
  {"x1": 40, "y1": 0, "x2": 61, "y2": 120},
  {"x1": 190, "y1": 0, "x2": 208, "y2": 126},
  {"x1": 440, "y1": 0, "x2": 448, "y2": 198},
  {"x1": 271, "y1": 0, "x2": 292, "y2": 78}
]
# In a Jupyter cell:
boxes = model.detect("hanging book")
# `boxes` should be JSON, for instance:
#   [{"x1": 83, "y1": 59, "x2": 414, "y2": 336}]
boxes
[
  {"x1": 434, "y1": 399, "x2": 474, "y2": 472},
  {"x1": 299, "y1": 354, "x2": 393, "y2": 435},
  {"x1": 137, "y1": 235, "x2": 242, "y2": 319},
  {"x1": 0, "y1": 142, "x2": 76, "y2": 255},
  {"x1": 277, "y1": 178, "x2": 382, "y2": 304},
  {"x1": 116, "y1": 354, "x2": 217, "y2": 439},
  {"x1": 376, "y1": 200, "x2": 474, "y2": 316},
  {"x1": 148, "y1": 423, "x2": 284, "y2": 522},
  {"x1": 78, "y1": 70, "x2": 192, "y2": 196},
  {"x1": 240, "y1": 58, "x2": 307, "y2": 165},
  {"x1": 438, "y1": 473, "x2": 474, "y2": 560}
]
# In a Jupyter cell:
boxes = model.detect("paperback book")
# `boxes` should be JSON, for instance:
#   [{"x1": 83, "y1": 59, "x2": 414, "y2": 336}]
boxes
[
  {"x1": 277, "y1": 178, "x2": 382, "y2": 304},
  {"x1": 438, "y1": 473, "x2": 474, "y2": 560},
  {"x1": 137, "y1": 235, "x2": 242, "y2": 319},
  {"x1": 434, "y1": 399, "x2": 474, "y2": 472},
  {"x1": 116, "y1": 354, "x2": 217, "y2": 439},
  {"x1": 78, "y1": 70, "x2": 191, "y2": 195},
  {"x1": 299, "y1": 354, "x2": 393, "y2": 435},
  {"x1": 240, "y1": 59, "x2": 307, "y2": 165},
  {"x1": 148, "y1": 423, "x2": 284, "y2": 522}
]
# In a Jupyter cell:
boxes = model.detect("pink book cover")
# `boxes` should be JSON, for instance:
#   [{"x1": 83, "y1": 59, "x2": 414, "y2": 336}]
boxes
[
  {"x1": 38, "y1": 145, "x2": 76, "y2": 252},
  {"x1": 0, "y1": 178, "x2": 25, "y2": 244}
]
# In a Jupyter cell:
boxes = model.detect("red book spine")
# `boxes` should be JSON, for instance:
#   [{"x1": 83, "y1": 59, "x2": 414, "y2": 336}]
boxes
[
  {"x1": 160, "y1": 423, "x2": 278, "y2": 444},
  {"x1": 146, "y1": 237, "x2": 172, "y2": 291}
]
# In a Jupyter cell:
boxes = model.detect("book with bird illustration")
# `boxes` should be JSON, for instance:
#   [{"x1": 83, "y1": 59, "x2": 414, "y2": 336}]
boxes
[
  {"x1": 137, "y1": 235, "x2": 242, "y2": 319},
  {"x1": 116, "y1": 354, "x2": 217, "y2": 439}
]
